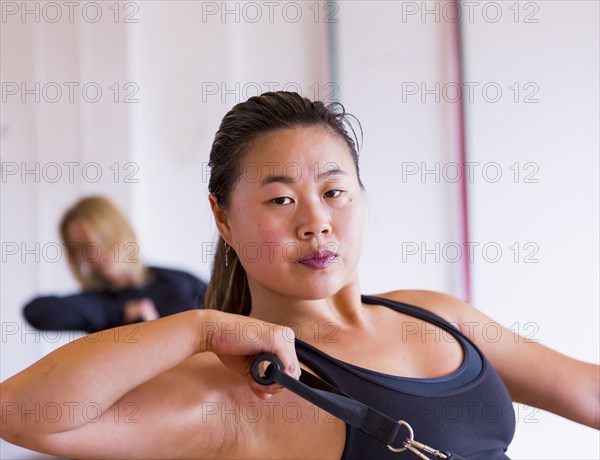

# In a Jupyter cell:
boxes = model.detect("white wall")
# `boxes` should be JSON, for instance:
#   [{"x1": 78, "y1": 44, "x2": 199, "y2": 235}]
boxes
[
  {"x1": 335, "y1": 1, "x2": 467, "y2": 297},
  {"x1": 462, "y1": 1, "x2": 599, "y2": 456},
  {"x1": 1, "y1": 1, "x2": 598, "y2": 458}
]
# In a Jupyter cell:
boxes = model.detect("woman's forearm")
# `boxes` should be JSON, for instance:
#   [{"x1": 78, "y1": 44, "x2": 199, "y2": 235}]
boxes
[{"x1": 1, "y1": 309, "x2": 212, "y2": 436}]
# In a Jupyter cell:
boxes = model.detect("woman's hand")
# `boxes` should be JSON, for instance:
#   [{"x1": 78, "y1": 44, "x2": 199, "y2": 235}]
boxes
[
  {"x1": 204, "y1": 314, "x2": 301, "y2": 400},
  {"x1": 123, "y1": 298, "x2": 160, "y2": 323}
]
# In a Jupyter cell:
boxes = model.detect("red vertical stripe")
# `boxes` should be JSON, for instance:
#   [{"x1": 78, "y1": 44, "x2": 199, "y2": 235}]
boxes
[{"x1": 449, "y1": 1, "x2": 472, "y2": 303}]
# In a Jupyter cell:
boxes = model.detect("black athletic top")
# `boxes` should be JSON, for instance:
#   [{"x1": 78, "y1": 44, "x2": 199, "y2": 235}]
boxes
[
  {"x1": 23, "y1": 266, "x2": 207, "y2": 333},
  {"x1": 295, "y1": 295, "x2": 515, "y2": 459}
]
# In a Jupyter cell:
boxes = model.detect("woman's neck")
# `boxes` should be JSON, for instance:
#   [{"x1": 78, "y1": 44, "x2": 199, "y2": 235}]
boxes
[{"x1": 247, "y1": 281, "x2": 368, "y2": 332}]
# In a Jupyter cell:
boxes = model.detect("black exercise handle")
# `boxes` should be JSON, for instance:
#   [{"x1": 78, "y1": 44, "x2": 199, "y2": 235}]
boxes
[{"x1": 250, "y1": 352, "x2": 281, "y2": 385}]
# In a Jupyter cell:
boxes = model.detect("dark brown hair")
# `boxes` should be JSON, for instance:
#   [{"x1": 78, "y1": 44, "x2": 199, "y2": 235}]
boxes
[{"x1": 205, "y1": 91, "x2": 363, "y2": 315}]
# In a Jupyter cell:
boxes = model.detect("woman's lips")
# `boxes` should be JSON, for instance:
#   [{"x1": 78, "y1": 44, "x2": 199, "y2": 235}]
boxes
[{"x1": 298, "y1": 249, "x2": 337, "y2": 270}]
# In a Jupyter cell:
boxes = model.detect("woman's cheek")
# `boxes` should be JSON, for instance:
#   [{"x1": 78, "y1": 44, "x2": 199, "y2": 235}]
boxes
[
  {"x1": 236, "y1": 227, "x2": 287, "y2": 266},
  {"x1": 340, "y1": 211, "x2": 365, "y2": 256}
]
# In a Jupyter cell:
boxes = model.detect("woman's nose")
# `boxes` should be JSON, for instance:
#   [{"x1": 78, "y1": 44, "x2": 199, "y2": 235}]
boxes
[{"x1": 296, "y1": 202, "x2": 332, "y2": 239}]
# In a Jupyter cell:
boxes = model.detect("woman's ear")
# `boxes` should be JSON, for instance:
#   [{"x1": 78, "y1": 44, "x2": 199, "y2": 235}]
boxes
[{"x1": 208, "y1": 194, "x2": 233, "y2": 244}]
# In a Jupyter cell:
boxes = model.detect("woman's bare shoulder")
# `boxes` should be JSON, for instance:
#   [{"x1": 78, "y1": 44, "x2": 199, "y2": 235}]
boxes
[{"x1": 370, "y1": 289, "x2": 469, "y2": 324}]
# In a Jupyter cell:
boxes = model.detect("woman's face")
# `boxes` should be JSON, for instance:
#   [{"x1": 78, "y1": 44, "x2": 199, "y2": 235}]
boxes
[
  {"x1": 220, "y1": 126, "x2": 365, "y2": 301},
  {"x1": 66, "y1": 219, "x2": 130, "y2": 289}
]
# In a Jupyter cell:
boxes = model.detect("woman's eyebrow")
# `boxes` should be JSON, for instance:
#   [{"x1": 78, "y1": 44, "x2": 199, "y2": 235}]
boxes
[
  {"x1": 260, "y1": 168, "x2": 348, "y2": 187},
  {"x1": 261, "y1": 174, "x2": 297, "y2": 186},
  {"x1": 317, "y1": 168, "x2": 347, "y2": 182},
  {"x1": 261, "y1": 168, "x2": 348, "y2": 186}
]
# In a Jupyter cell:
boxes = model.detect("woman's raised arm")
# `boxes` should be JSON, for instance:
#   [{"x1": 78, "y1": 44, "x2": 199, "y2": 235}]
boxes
[
  {"x1": 0, "y1": 309, "x2": 301, "y2": 457},
  {"x1": 401, "y1": 289, "x2": 600, "y2": 429}
]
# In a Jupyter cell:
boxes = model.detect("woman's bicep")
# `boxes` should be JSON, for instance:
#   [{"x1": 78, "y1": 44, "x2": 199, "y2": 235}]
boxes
[{"x1": 29, "y1": 353, "x2": 238, "y2": 459}]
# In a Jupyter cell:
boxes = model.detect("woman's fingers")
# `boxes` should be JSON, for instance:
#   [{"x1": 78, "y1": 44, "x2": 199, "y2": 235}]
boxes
[
  {"x1": 123, "y1": 298, "x2": 159, "y2": 322},
  {"x1": 249, "y1": 380, "x2": 283, "y2": 400},
  {"x1": 208, "y1": 315, "x2": 301, "y2": 395}
]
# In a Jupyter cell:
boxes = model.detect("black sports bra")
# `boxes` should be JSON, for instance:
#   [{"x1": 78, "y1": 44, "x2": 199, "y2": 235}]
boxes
[{"x1": 294, "y1": 295, "x2": 515, "y2": 459}]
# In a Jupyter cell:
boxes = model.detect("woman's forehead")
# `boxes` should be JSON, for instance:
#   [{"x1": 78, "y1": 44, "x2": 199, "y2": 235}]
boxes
[{"x1": 240, "y1": 126, "x2": 353, "y2": 172}]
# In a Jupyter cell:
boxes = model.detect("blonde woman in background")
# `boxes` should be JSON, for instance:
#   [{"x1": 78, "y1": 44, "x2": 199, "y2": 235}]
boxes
[{"x1": 23, "y1": 196, "x2": 207, "y2": 333}]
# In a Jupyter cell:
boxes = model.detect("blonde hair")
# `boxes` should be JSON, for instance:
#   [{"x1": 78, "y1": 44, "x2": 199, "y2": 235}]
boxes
[{"x1": 60, "y1": 196, "x2": 148, "y2": 291}]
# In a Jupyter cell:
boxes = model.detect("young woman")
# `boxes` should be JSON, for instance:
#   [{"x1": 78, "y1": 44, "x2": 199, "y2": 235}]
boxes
[
  {"x1": 23, "y1": 196, "x2": 207, "y2": 333},
  {"x1": 2, "y1": 93, "x2": 597, "y2": 459}
]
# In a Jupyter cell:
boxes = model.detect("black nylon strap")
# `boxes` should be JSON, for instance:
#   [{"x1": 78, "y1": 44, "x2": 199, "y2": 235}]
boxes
[
  {"x1": 298, "y1": 367, "x2": 349, "y2": 397},
  {"x1": 251, "y1": 353, "x2": 403, "y2": 447},
  {"x1": 250, "y1": 353, "x2": 467, "y2": 460}
]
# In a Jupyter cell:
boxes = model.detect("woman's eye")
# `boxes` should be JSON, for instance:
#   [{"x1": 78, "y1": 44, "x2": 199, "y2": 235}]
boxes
[
  {"x1": 324, "y1": 189, "x2": 343, "y2": 198},
  {"x1": 271, "y1": 197, "x2": 293, "y2": 205}
]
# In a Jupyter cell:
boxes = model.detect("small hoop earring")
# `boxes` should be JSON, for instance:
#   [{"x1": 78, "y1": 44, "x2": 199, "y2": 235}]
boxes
[{"x1": 224, "y1": 242, "x2": 230, "y2": 267}]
